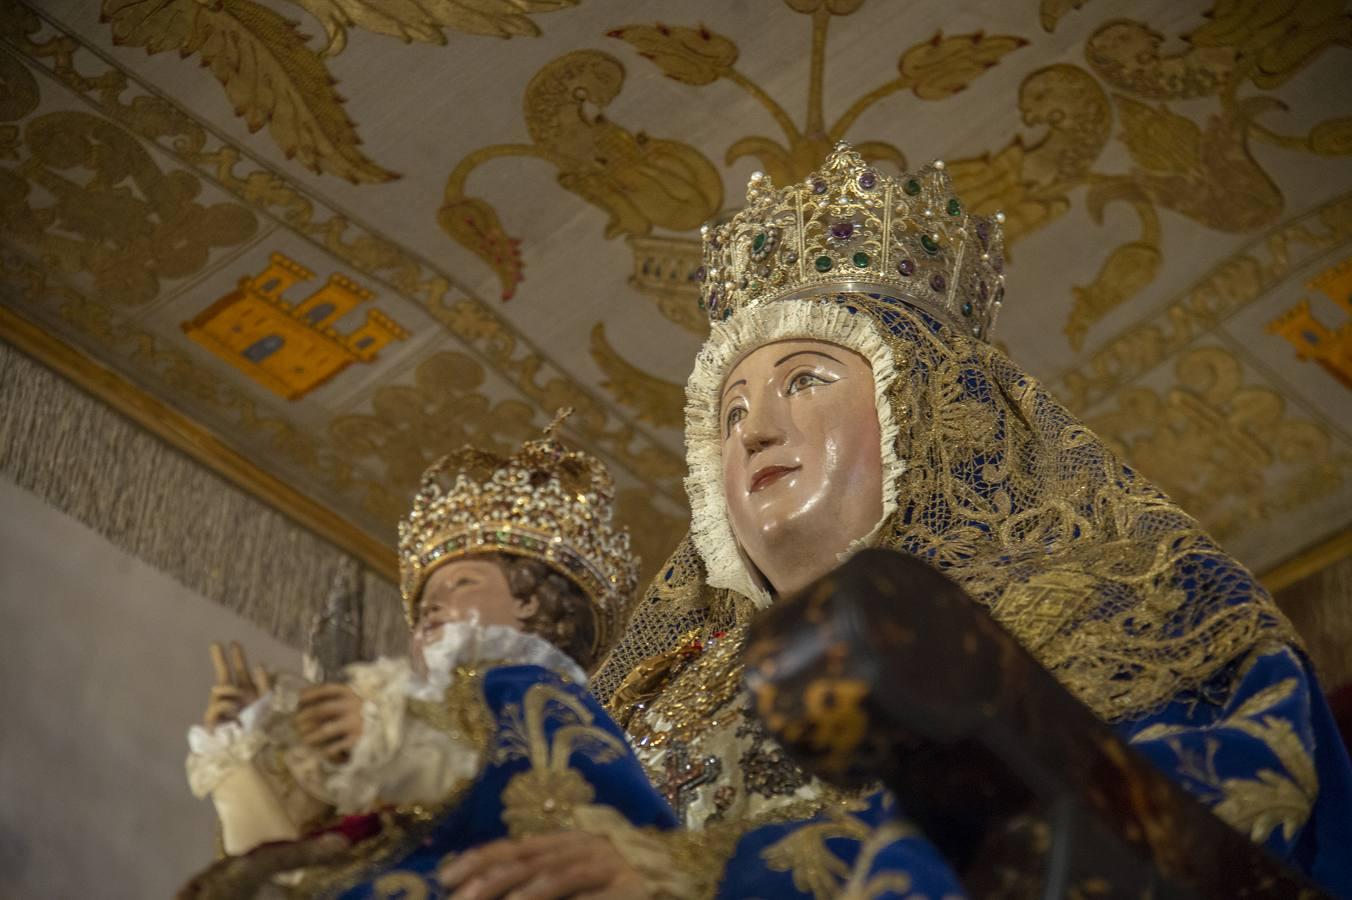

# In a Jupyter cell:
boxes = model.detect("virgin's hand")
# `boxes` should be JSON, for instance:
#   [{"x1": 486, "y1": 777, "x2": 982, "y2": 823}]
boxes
[
  {"x1": 204, "y1": 641, "x2": 272, "y2": 728},
  {"x1": 437, "y1": 831, "x2": 649, "y2": 900},
  {"x1": 295, "y1": 684, "x2": 364, "y2": 765}
]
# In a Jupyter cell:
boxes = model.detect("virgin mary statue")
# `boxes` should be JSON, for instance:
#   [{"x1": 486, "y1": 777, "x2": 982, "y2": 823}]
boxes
[{"x1": 444, "y1": 143, "x2": 1351, "y2": 899}]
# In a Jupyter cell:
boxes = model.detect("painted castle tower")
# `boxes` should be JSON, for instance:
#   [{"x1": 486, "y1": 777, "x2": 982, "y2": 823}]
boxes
[
  {"x1": 183, "y1": 253, "x2": 409, "y2": 400},
  {"x1": 1268, "y1": 258, "x2": 1352, "y2": 391}
]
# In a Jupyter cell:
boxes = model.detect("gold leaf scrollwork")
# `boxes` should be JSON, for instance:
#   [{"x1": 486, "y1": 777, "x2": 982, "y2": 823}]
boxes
[
  {"x1": 1040, "y1": 0, "x2": 1096, "y2": 33},
  {"x1": 624, "y1": 235, "x2": 709, "y2": 336},
  {"x1": 0, "y1": 47, "x2": 39, "y2": 124},
  {"x1": 948, "y1": 1, "x2": 1352, "y2": 348},
  {"x1": 588, "y1": 322, "x2": 684, "y2": 430},
  {"x1": 1309, "y1": 117, "x2": 1352, "y2": 156},
  {"x1": 782, "y1": 0, "x2": 866, "y2": 15},
  {"x1": 328, "y1": 351, "x2": 540, "y2": 521},
  {"x1": 101, "y1": 0, "x2": 399, "y2": 184},
  {"x1": 1185, "y1": 0, "x2": 1352, "y2": 90},
  {"x1": 605, "y1": 23, "x2": 738, "y2": 86},
  {"x1": 1116, "y1": 97, "x2": 1203, "y2": 175},
  {"x1": 1085, "y1": 346, "x2": 1347, "y2": 541},
  {"x1": 947, "y1": 64, "x2": 1111, "y2": 248},
  {"x1": 439, "y1": 50, "x2": 723, "y2": 299},
  {"x1": 895, "y1": 32, "x2": 1031, "y2": 101},
  {"x1": 286, "y1": 0, "x2": 578, "y2": 56},
  {"x1": 599, "y1": 10, "x2": 1022, "y2": 418},
  {"x1": 1, "y1": 107, "x2": 258, "y2": 306},
  {"x1": 3, "y1": 10, "x2": 689, "y2": 540},
  {"x1": 615, "y1": 487, "x2": 686, "y2": 587}
]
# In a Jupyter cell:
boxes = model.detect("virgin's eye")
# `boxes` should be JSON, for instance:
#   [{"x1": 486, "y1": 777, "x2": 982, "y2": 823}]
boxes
[
  {"x1": 725, "y1": 405, "x2": 747, "y2": 434},
  {"x1": 787, "y1": 371, "x2": 829, "y2": 393}
]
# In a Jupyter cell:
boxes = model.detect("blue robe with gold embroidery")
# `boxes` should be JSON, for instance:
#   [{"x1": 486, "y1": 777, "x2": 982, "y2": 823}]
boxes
[
  {"x1": 1123, "y1": 646, "x2": 1352, "y2": 896},
  {"x1": 323, "y1": 662, "x2": 965, "y2": 899},
  {"x1": 328, "y1": 664, "x2": 679, "y2": 898},
  {"x1": 322, "y1": 652, "x2": 1349, "y2": 898}
]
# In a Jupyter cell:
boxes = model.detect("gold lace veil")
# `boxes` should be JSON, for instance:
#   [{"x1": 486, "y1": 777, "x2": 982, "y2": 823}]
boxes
[{"x1": 593, "y1": 292, "x2": 1299, "y2": 723}]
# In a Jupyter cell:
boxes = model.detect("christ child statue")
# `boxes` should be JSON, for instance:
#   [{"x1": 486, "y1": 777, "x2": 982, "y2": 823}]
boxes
[{"x1": 182, "y1": 416, "x2": 702, "y2": 899}]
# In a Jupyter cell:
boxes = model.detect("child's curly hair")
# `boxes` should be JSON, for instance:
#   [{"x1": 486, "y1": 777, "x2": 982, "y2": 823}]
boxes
[{"x1": 491, "y1": 553, "x2": 599, "y2": 671}]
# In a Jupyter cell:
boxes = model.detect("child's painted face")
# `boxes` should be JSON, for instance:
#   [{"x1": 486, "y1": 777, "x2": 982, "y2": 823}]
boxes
[{"x1": 411, "y1": 558, "x2": 538, "y2": 666}]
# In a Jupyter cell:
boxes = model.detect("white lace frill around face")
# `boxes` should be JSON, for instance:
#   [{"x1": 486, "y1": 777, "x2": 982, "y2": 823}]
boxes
[{"x1": 413, "y1": 620, "x2": 588, "y2": 698}]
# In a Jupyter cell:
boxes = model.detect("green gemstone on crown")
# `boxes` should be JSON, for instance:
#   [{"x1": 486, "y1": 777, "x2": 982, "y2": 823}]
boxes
[
  {"x1": 904, "y1": 179, "x2": 921, "y2": 196},
  {"x1": 852, "y1": 251, "x2": 869, "y2": 268},
  {"x1": 815, "y1": 255, "x2": 833, "y2": 273},
  {"x1": 752, "y1": 232, "x2": 767, "y2": 253},
  {"x1": 947, "y1": 198, "x2": 961, "y2": 216},
  {"x1": 920, "y1": 234, "x2": 940, "y2": 254}
]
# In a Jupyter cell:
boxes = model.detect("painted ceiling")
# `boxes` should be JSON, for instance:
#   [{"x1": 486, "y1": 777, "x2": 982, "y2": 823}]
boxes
[{"x1": 2, "y1": 0, "x2": 1350, "y2": 584}]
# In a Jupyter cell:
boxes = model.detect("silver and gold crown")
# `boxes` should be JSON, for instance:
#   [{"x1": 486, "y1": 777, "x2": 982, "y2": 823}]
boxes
[
  {"x1": 397, "y1": 411, "x2": 639, "y2": 656},
  {"x1": 697, "y1": 142, "x2": 1006, "y2": 340}
]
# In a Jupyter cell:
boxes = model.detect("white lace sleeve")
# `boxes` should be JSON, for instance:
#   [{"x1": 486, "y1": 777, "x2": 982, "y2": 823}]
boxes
[
  {"x1": 315, "y1": 657, "x2": 414, "y2": 812},
  {"x1": 185, "y1": 695, "x2": 273, "y2": 798},
  {"x1": 318, "y1": 657, "x2": 484, "y2": 814}
]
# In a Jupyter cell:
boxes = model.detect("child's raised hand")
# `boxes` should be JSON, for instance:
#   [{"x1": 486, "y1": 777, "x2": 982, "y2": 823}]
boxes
[
  {"x1": 295, "y1": 683, "x2": 364, "y2": 764},
  {"x1": 204, "y1": 641, "x2": 272, "y2": 729}
]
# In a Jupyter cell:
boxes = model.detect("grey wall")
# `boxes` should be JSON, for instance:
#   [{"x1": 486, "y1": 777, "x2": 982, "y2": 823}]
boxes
[{"x1": 0, "y1": 475, "x2": 300, "y2": 898}]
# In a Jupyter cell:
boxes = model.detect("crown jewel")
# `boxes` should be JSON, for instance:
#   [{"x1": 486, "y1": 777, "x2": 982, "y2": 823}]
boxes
[
  {"x1": 697, "y1": 142, "x2": 1006, "y2": 339},
  {"x1": 397, "y1": 410, "x2": 639, "y2": 656}
]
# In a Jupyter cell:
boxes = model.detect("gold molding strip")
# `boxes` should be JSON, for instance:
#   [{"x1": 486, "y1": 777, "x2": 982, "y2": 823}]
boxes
[
  {"x1": 1261, "y1": 527, "x2": 1352, "y2": 595},
  {"x1": 0, "y1": 305, "x2": 398, "y2": 582}
]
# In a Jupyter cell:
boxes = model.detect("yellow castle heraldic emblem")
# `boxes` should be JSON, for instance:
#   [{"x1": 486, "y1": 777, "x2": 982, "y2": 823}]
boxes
[
  {"x1": 1267, "y1": 257, "x2": 1352, "y2": 390},
  {"x1": 183, "y1": 253, "x2": 409, "y2": 400}
]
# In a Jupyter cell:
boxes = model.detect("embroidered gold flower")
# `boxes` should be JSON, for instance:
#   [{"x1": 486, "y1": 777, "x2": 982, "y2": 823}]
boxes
[{"x1": 501, "y1": 767, "x2": 596, "y2": 836}]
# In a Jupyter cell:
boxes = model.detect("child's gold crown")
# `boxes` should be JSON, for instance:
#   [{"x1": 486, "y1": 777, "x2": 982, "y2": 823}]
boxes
[
  {"x1": 397, "y1": 411, "x2": 639, "y2": 656},
  {"x1": 698, "y1": 141, "x2": 1007, "y2": 340}
]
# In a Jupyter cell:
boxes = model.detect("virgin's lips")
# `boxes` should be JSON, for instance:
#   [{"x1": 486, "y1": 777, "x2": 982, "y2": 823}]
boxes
[{"x1": 750, "y1": 465, "x2": 799, "y2": 493}]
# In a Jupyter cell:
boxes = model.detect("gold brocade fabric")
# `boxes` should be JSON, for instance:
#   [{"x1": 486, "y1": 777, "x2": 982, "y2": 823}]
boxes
[{"x1": 595, "y1": 295, "x2": 1300, "y2": 768}]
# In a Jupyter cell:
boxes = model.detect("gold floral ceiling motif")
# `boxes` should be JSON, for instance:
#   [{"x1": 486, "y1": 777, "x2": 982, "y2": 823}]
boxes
[
  {"x1": 99, "y1": 0, "x2": 577, "y2": 183},
  {"x1": 1086, "y1": 344, "x2": 1346, "y2": 542},
  {"x1": 1, "y1": 0, "x2": 1349, "y2": 586},
  {"x1": 440, "y1": 47, "x2": 724, "y2": 299}
]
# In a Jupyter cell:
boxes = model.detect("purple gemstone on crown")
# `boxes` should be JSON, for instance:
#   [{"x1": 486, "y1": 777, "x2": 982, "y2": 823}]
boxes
[
  {"x1": 858, "y1": 171, "x2": 877, "y2": 190},
  {"x1": 978, "y1": 280, "x2": 989, "y2": 302},
  {"x1": 812, "y1": 179, "x2": 828, "y2": 195},
  {"x1": 897, "y1": 258, "x2": 916, "y2": 276},
  {"x1": 694, "y1": 265, "x2": 707, "y2": 283},
  {"x1": 930, "y1": 273, "x2": 947, "y2": 292},
  {"x1": 975, "y1": 220, "x2": 990, "y2": 249},
  {"x1": 829, "y1": 221, "x2": 855, "y2": 241},
  {"x1": 707, "y1": 287, "x2": 721, "y2": 312},
  {"x1": 991, "y1": 254, "x2": 1004, "y2": 274}
]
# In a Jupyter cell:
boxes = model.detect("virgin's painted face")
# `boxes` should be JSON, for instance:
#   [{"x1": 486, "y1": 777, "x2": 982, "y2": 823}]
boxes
[{"x1": 720, "y1": 339, "x2": 883, "y2": 595}]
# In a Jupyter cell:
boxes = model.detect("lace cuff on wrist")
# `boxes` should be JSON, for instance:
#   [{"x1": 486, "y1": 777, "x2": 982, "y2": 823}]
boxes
[{"x1": 185, "y1": 695, "x2": 273, "y2": 798}]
